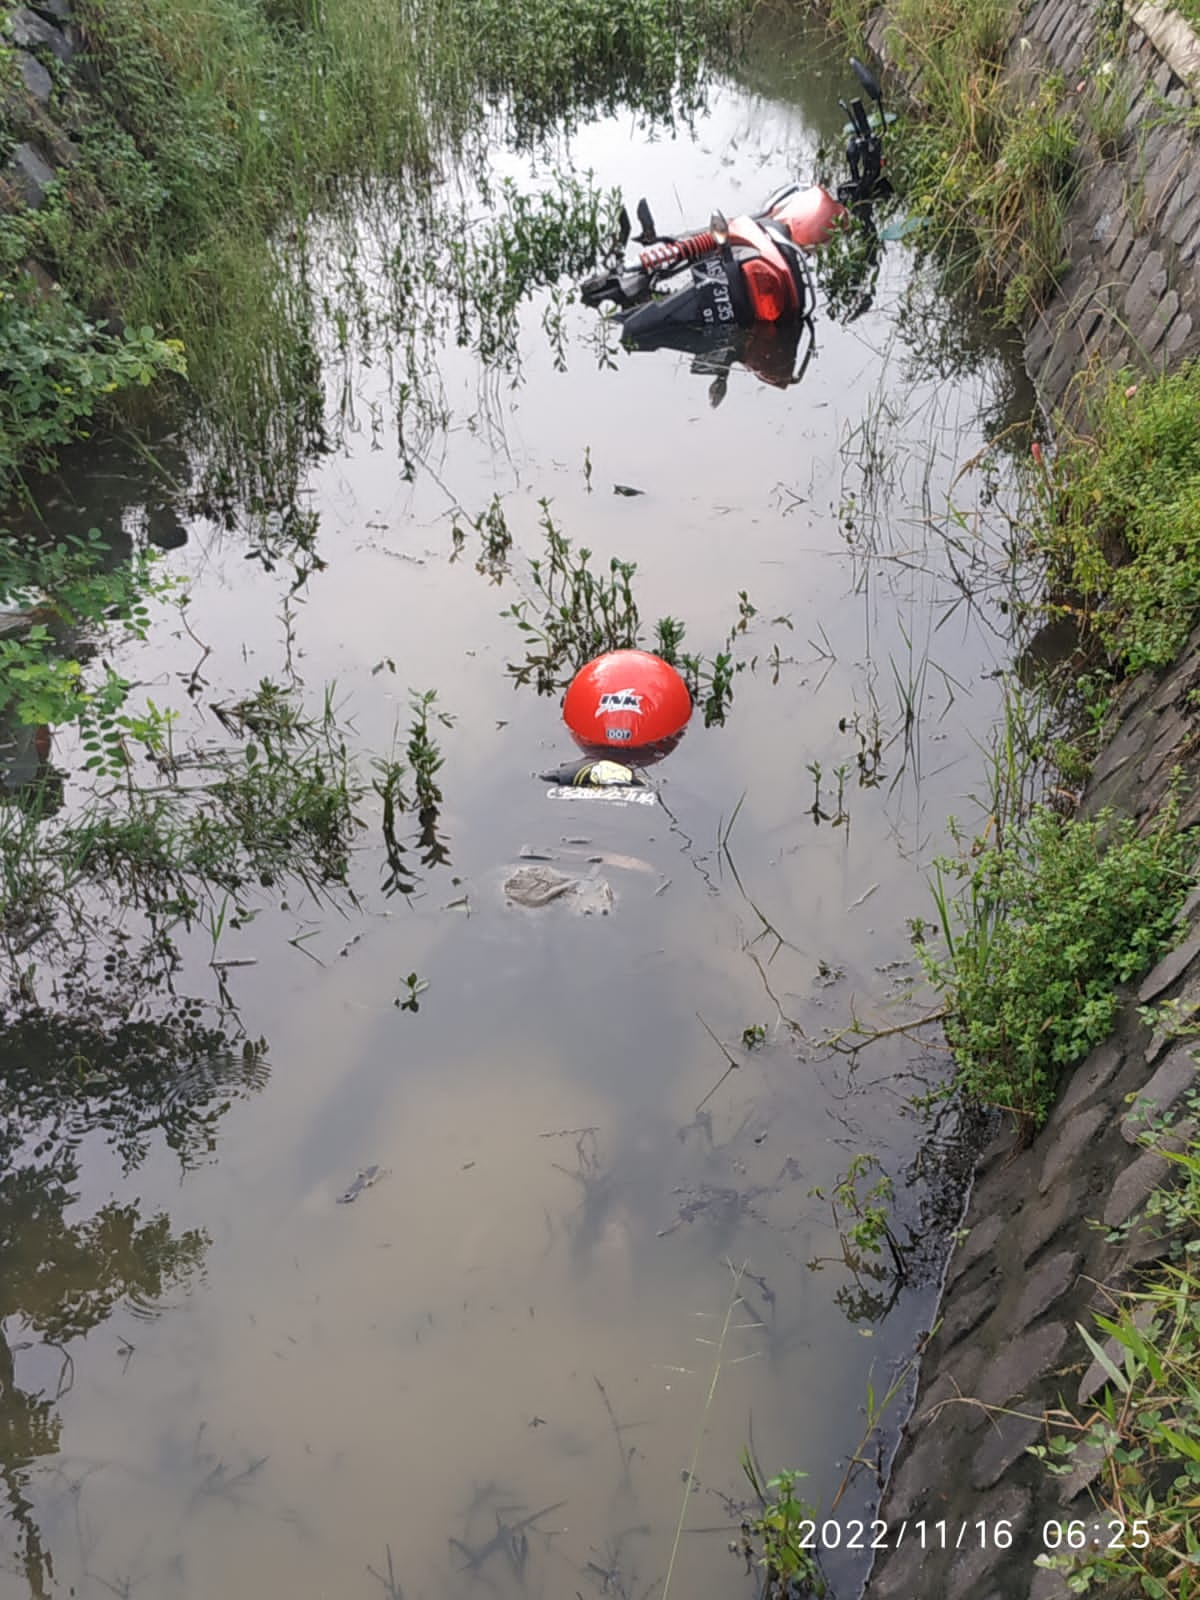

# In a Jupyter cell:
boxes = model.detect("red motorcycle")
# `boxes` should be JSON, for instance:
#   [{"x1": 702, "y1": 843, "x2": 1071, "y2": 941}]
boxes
[{"x1": 579, "y1": 58, "x2": 888, "y2": 342}]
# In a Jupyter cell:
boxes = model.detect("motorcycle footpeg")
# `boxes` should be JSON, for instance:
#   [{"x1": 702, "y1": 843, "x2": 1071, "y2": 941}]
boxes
[
  {"x1": 636, "y1": 197, "x2": 658, "y2": 244},
  {"x1": 579, "y1": 273, "x2": 620, "y2": 307}
]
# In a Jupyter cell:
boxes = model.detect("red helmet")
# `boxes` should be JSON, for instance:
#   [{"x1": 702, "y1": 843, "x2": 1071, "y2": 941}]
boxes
[{"x1": 563, "y1": 649, "x2": 692, "y2": 749}]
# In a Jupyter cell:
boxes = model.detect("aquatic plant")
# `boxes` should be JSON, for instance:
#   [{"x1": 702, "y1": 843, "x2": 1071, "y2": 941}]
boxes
[
  {"x1": 0, "y1": 275, "x2": 186, "y2": 496},
  {"x1": 501, "y1": 499, "x2": 641, "y2": 691},
  {"x1": 497, "y1": 498, "x2": 751, "y2": 726},
  {"x1": 0, "y1": 526, "x2": 181, "y2": 774},
  {"x1": 736, "y1": 1453, "x2": 826, "y2": 1599},
  {"x1": 0, "y1": 675, "x2": 451, "y2": 996}
]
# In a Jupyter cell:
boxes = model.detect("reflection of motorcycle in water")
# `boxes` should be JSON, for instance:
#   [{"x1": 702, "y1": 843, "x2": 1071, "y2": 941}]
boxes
[
  {"x1": 579, "y1": 57, "x2": 890, "y2": 356},
  {"x1": 623, "y1": 316, "x2": 817, "y2": 407}
]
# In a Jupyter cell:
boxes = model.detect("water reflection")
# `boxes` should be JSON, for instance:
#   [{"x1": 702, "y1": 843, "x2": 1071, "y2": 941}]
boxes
[
  {"x1": 0, "y1": 954, "x2": 267, "y2": 1595},
  {"x1": 623, "y1": 317, "x2": 817, "y2": 406}
]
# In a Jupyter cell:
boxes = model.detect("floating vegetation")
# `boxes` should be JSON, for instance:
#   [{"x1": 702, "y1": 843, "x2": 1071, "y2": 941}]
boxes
[{"x1": 0, "y1": 675, "x2": 452, "y2": 997}]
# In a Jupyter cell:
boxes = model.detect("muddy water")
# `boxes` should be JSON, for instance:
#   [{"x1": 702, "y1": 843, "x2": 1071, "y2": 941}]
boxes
[{"x1": 1, "y1": 17, "x2": 1035, "y2": 1600}]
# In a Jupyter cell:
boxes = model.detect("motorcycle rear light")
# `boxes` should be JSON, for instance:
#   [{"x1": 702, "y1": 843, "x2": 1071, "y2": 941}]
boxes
[{"x1": 741, "y1": 258, "x2": 788, "y2": 322}]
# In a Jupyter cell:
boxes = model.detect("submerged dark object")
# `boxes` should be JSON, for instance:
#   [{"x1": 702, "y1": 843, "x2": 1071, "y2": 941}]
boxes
[{"x1": 337, "y1": 1164, "x2": 387, "y2": 1203}]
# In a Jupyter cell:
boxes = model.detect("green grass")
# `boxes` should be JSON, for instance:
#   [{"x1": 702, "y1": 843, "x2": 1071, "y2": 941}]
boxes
[
  {"x1": 884, "y1": 0, "x2": 1077, "y2": 324},
  {"x1": 803, "y1": 0, "x2": 1078, "y2": 324},
  {"x1": 917, "y1": 802, "x2": 1193, "y2": 1129},
  {"x1": 1037, "y1": 362, "x2": 1200, "y2": 674}
]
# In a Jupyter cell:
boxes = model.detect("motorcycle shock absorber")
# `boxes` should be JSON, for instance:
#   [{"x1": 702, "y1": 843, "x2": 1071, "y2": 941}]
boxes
[{"x1": 638, "y1": 230, "x2": 717, "y2": 274}]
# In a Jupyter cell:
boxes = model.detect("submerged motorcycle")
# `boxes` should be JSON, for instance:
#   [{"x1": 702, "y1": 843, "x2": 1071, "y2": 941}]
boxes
[{"x1": 579, "y1": 58, "x2": 890, "y2": 347}]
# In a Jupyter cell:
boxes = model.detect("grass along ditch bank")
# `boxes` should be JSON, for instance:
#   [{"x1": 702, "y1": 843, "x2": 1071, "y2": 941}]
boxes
[
  {"x1": 1032, "y1": 1077, "x2": 1200, "y2": 1599},
  {"x1": 1008, "y1": 363, "x2": 1200, "y2": 1597},
  {"x1": 791, "y1": 0, "x2": 1200, "y2": 1134},
  {"x1": 820, "y1": 359, "x2": 1200, "y2": 1143},
  {"x1": 896, "y1": 355, "x2": 1200, "y2": 1133},
  {"x1": 805, "y1": 0, "x2": 1084, "y2": 327}
]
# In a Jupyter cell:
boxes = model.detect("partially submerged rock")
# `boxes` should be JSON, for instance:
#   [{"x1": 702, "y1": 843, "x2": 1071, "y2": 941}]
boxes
[
  {"x1": 503, "y1": 865, "x2": 576, "y2": 907},
  {"x1": 503, "y1": 864, "x2": 613, "y2": 915}
]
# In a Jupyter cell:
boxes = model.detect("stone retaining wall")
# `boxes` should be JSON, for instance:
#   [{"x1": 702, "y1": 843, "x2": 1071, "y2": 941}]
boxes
[
  {"x1": 858, "y1": 6, "x2": 1200, "y2": 1597},
  {"x1": 1, "y1": 3, "x2": 83, "y2": 216}
]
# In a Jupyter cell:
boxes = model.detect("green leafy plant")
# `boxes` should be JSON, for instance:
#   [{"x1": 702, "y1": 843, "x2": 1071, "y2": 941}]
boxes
[
  {"x1": 808, "y1": 1153, "x2": 909, "y2": 1322},
  {"x1": 0, "y1": 276, "x2": 185, "y2": 492},
  {"x1": 396, "y1": 971, "x2": 428, "y2": 1011},
  {"x1": 1036, "y1": 363, "x2": 1200, "y2": 673},
  {"x1": 0, "y1": 676, "x2": 433, "y2": 990},
  {"x1": 502, "y1": 499, "x2": 641, "y2": 690},
  {"x1": 0, "y1": 527, "x2": 181, "y2": 773},
  {"x1": 370, "y1": 688, "x2": 454, "y2": 898},
  {"x1": 737, "y1": 1452, "x2": 826, "y2": 1598},
  {"x1": 497, "y1": 500, "x2": 753, "y2": 727},
  {"x1": 916, "y1": 803, "x2": 1193, "y2": 1128}
]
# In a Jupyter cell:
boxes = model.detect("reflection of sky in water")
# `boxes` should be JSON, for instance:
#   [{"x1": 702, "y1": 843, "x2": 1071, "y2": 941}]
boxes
[{"x1": 5, "y1": 20, "x2": 1035, "y2": 1600}]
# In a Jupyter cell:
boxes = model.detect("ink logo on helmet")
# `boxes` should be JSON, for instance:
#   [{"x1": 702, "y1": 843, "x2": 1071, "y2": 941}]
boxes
[{"x1": 596, "y1": 689, "x2": 643, "y2": 716}]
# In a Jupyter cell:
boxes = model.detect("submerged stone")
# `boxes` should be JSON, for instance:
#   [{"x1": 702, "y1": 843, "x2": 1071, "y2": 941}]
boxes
[
  {"x1": 504, "y1": 865, "x2": 577, "y2": 907},
  {"x1": 503, "y1": 864, "x2": 614, "y2": 914}
]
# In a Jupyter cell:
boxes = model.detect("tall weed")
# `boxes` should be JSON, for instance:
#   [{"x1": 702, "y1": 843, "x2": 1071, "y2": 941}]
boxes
[{"x1": 883, "y1": 0, "x2": 1077, "y2": 324}]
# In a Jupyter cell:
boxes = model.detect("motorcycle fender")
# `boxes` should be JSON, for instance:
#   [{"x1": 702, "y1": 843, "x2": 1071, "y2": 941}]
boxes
[{"x1": 771, "y1": 185, "x2": 848, "y2": 247}]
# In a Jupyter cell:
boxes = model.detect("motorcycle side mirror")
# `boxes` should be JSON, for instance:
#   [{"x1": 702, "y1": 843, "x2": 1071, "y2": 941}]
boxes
[{"x1": 850, "y1": 56, "x2": 883, "y2": 104}]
